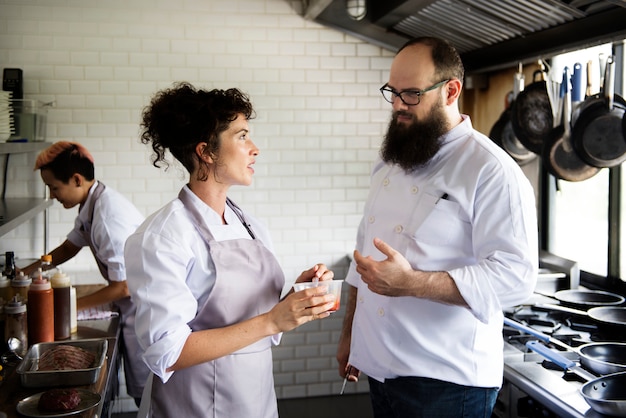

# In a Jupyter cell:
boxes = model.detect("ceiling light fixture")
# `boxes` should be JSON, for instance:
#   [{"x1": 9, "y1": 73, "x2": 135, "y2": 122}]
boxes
[{"x1": 346, "y1": 0, "x2": 366, "y2": 21}]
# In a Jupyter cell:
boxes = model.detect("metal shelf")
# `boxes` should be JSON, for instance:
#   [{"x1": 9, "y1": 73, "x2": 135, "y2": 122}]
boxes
[
  {"x1": 0, "y1": 197, "x2": 53, "y2": 236},
  {"x1": 0, "y1": 142, "x2": 52, "y2": 252},
  {"x1": 0, "y1": 141, "x2": 50, "y2": 155}
]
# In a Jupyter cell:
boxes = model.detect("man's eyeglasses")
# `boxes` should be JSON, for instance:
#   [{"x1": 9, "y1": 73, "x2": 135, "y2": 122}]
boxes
[{"x1": 379, "y1": 79, "x2": 450, "y2": 106}]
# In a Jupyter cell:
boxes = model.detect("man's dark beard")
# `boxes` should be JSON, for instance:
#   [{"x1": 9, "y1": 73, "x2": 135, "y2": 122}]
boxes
[{"x1": 381, "y1": 102, "x2": 449, "y2": 172}]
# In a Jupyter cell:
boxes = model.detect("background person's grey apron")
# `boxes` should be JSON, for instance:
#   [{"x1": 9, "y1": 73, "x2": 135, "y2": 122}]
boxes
[
  {"x1": 78, "y1": 182, "x2": 148, "y2": 399},
  {"x1": 149, "y1": 195, "x2": 284, "y2": 417}
]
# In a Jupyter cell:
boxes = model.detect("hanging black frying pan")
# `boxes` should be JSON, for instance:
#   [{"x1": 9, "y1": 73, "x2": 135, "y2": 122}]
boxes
[
  {"x1": 511, "y1": 69, "x2": 554, "y2": 154},
  {"x1": 542, "y1": 67, "x2": 599, "y2": 182},
  {"x1": 572, "y1": 55, "x2": 626, "y2": 168},
  {"x1": 504, "y1": 318, "x2": 626, "y2": 375},
  {"x1": 489, "y1": 70, "x2": 536, "y2": 165},
  {"x1": 524, "y1": 340, "x2": 626, "y2": 416},
  {"x1": 500, "y1": 114, "x2": 537, "y2": 165}
]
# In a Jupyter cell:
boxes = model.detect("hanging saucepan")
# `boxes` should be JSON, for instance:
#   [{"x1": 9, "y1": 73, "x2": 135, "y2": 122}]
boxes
[
  {"x1": 542, "y1": 67, "x2": 600, "y2": 182},
  {"x1": 504, "y1": 318, "x2": 626, "y2": 375},
  {"x1": 572, "y1": 55, "x2": 626, "y2": 168},
  {"x1": 511, "y1": 69, "x2": 554, "y2": 154},
  {"x1": 524, "y1": 340, "x2": 626, "y2": 416},
  {"x1": 552, "y1": 289, "x2": 625, "y2": 308}
]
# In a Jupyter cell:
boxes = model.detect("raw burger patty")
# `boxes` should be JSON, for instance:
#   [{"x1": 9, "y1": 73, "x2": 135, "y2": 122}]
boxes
[{"x1": 38, "y1": 388, "x2": 81, "y2": 411}]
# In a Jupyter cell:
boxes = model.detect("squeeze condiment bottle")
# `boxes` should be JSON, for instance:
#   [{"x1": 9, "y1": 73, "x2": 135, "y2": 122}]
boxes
[
  {"x1": 40, "y1": 254, "x2": 54, "y2": 279},
  {"x1": 27, "y1": 269, "x2": 54, "y2": 344},
  {"x1": 5, "y1": 296, "x2": 27, "y2": 356},
  {"x1": 50, "y1": 270, "x2": 71, "y2": 340},
  {"x1": 11, "y1": 271, "x2": 32, "y2": 303},
  {"x1": 70, "y1": 285, "x2": 77, "y2": 333}
]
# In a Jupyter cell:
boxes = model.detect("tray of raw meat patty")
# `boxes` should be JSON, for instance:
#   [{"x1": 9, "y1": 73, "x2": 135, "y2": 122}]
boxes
[{"x1": 17, "y1": 338, "x2": 108, "y2": 387}]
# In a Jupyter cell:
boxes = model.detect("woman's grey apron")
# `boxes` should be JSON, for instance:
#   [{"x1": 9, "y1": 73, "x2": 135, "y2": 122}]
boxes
[
  {"x1": 78, "y1": 182, "x2": 147, "y2": 399},
  {"x1": 150, "y1": 193, "x2": 284, "y2": 418}
]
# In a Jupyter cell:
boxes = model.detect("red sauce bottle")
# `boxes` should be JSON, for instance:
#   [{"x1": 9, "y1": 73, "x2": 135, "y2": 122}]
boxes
[
  {"x1": 50, "y1": 271, "x2": 71, "y2": 340},
  {"x1": 27, "y1": 269, "x2": 54, "y2": 344}
]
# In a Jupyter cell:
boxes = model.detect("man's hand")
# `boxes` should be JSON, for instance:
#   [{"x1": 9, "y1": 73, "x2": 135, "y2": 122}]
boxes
[{"x1": 353, "y1": 237, "x2": 416, "y2": 297}]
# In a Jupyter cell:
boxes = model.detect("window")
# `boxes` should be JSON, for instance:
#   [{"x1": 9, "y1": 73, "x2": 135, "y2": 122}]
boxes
[{"x1": 546, "y1": 43, "x2": 624, "y2": 280}]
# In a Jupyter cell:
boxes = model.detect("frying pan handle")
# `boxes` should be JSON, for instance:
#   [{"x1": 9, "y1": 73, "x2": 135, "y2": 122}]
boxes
[
  {"x1": 604, "y1": 55, "x2": 615, "y2": 110},
  {"x1": 533, "y1": 303, "x2": 589, "y2": 317},
  {"x1": 599, "y1": 53, "x2": 607, "y2": 90},
  {"x1": 526, "y1": 341, "x2": 575, "y2": 370},
  {"x1": 503, "y1": 318, "x2": 551, "y2": 343},
  {"x1": 586, "y1": 60, "x2": 593, "y2": 97}
]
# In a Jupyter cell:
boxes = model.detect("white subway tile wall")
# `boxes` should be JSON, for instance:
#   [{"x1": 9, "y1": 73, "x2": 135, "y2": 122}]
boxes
[{"x1": 0, "y1": 0, "x2": 392, "y2": 410}]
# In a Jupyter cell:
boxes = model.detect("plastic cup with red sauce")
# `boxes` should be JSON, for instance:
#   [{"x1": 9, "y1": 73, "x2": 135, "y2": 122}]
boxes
[{"x1": 293, "y1": 280, "x2": 343, "y2": 313}]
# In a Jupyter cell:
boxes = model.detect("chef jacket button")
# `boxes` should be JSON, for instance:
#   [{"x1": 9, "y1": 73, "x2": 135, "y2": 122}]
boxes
[
  {"x1": 411, "y1": 186, "x2": 418, "y2": 194},
  {"x1": 383, "y1": 178, "x2": 390, "y2": 186},
  {"x1": 368, "y1": 216, "x2": 375, "y2": 224},
  {"x1": 377, "y1": 307, "x2": 384, "y2": 316},
  {"x1": 358, "y1": 296, "x2": 364, "y2": 303},
  {"x1": 394, "y1": 225, "x2": 403, "y2": 233}
]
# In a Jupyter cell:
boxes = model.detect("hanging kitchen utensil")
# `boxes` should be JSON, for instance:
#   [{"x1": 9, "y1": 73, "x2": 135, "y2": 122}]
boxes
[
  {"x1": 489, "y1": 66, "x2": 536, "y2": 165},
  {"x1": 571, "y1": 62, "x2": 584, "y2": 104},
  {"x1": 572, "y1": 60, "x2": 593, "y2": 128},
  {"x1": 572, "y1": 55, "x2": 626, "y2": 168},
  {"x1": 542, "y1": 67, "x2": 599, "y2": 182},
  {"x1": 525, "y1": 341, "x2": 626, "y2": 416},
  {"x1": 511, "y1": 67, "x2": 554, "y2": 154},
  {"x1": 504, "y1": 318, "x2": 626, "y2": 375},
  {"x1": 570, "y1": 62, "x2": 584, "y2": 118}
]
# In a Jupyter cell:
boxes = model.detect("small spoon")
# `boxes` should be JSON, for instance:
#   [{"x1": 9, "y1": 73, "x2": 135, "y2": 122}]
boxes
[
  {"x1": 1, "y1": 337, "x2": 24, "y2": 366},
  {"x1": 7, "y1": 337, "x2": 23, "y2": 356}
]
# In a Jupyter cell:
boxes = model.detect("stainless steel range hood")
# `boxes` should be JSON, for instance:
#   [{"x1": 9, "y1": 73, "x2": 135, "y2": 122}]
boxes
[{"x1": 304, "y1": 0, "x2": 626, "y2": 73}]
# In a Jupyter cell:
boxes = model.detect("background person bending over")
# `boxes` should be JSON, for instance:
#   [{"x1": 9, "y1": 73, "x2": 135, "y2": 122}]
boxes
[
  {"x1": 125, "y1": 83, "x2": 337, "y2": 418},
  {"x1": 23, "y1": 141, "x2": 149, "y2": 406},
  {"x1": 336, "y1": 37, "x2": 538, "y2": 418}
]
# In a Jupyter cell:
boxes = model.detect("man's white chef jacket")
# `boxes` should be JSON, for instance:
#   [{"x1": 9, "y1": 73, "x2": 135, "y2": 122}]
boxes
[{"x1": 346, "y1": 116, "x2": 538, "y2": 388}]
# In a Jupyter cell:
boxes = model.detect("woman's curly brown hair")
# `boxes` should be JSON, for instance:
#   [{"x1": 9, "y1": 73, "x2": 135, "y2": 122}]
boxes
[{"x1": 140, "y1": 82, "x2": 255, "y2": 180}]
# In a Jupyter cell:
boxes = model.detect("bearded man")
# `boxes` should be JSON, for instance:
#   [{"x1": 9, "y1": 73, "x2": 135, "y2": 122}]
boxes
[{"x1": 336, "y1": 37, "x2": 539, "y2": 418}]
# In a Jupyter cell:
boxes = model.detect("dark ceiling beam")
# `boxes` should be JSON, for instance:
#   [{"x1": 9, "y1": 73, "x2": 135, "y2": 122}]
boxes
[
  {"x1": 460, "y1": 7, "x2": 626, "y2": 73},
  {"x1": 311, "y1": 0, "x2": 626, "y2": 74}
]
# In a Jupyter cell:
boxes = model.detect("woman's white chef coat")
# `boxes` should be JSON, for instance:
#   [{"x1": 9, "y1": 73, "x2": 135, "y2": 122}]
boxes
[
  {"x1": 346, "y1": 116, "x2": 538, "y2": 388},
  {"x1": 125, "y1": 185, "x2": 277, "y2": 382}
]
